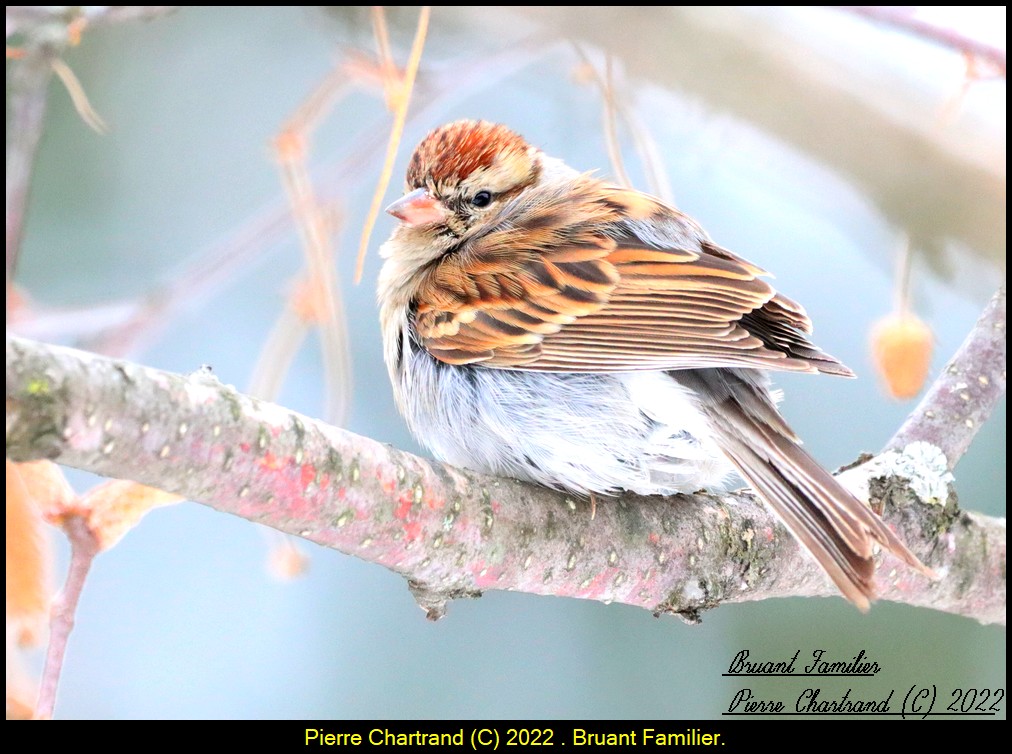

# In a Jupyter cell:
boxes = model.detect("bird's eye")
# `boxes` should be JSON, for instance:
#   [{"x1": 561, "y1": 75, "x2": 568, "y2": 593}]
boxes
[{"x1": 471, "y1": 190, "x2": 492, "y2": 208}]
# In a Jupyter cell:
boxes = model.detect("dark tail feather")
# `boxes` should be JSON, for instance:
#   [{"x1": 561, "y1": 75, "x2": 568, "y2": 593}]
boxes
[{"x1": 678, "y1": 369, "x2": 932, "y2": 610}]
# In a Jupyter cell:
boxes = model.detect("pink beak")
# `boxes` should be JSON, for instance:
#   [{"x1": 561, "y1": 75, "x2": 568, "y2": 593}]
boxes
[{"x1": 385, "y1": 188, "x2": 448, "y2": 228}]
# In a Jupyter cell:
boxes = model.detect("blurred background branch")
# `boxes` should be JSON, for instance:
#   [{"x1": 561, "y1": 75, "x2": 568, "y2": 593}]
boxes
[
  {"x1": 6, "y1": 7, "x2": 178, "y2": 288},
  {"x1": 887, "y1": 284, "x2": 1006, "y2": 467},
  {"x1": 837, "y1": 6, "x2": 1006, "y2": 74},
  {"x1": 528, "y1": 6, "x2": 1004, "y2": 276}
]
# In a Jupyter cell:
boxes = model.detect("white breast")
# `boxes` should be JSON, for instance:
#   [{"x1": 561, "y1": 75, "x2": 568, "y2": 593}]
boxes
[{"x1": 395, "y1": 337, "x2": 737, "y2": 497}]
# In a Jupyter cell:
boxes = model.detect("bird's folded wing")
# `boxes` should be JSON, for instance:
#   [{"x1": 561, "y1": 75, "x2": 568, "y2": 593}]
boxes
[{"x1": 413, "y1": 180, "x2": 852, "y2": 376}]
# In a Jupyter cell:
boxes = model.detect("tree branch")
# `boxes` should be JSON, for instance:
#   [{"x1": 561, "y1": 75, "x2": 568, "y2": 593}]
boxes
[
  {"x1": 6, "y1": 335, "x2": 1003, "y2": 625},
  {"x1": 5, "y1": 6, "x2": 178, "y2": 37},
  {"x1": 836, "y1": 6, "x2": 1006, "y2": 75},
  {"x1": 6, "y1": 47, "x2": 53, "y2": 286},
  {"x1": 886, "y1": 284, "x2": 1006, "y2": 469}
]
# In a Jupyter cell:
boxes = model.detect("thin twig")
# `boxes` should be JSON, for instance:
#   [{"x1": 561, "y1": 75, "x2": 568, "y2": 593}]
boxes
[
  {"x1": 84, "y1": 7, "x2": 180, "y2": 26},
  {"x1": 836, "y1": 7, "x2": 1006, "y2": 76},
  {"x1": 33, "y1": 514, "x2": 99, "y2": 720},
  {"x1": 355, "y1": 5, "x2": 431, "y2": 284},
  {"x1": 893, "y1": 235, "x2": 913, "y2": 315},
  {"x1": 601, "y1": 56, "x2": 632, "y2": 188},
  {"x1": 571, "y1": 46, "x2": 632, "y2": 189},
  {"x1": 274, "y1": 142, "x2": 351, "y2": 425},
  {"x1": 571, "y1": 46, "x2": 674, "y2": 201},
  {"x1": 279, "y1": 69, "x2": 353, "y2": 140},
  {"x1": 371, "y1": 7, "x2": 395, "y2": 67},
  {"x1": 624, "y1": 108, "x2": 676, "y2": 205},
  {"x1": 247, "y1": 305, "x2": 312, "y2": 401},
  {"x1": 371, "y1": 6, "x2": 400, "y2": 110},
  {"x1": 49, "y1": 58, "x2": 107, "y2": 133}
]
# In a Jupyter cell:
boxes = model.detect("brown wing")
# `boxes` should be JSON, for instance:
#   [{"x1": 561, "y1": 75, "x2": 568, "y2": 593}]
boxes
[{"x1": 413, "y1": 179, "x2": 853, "y2": 376}]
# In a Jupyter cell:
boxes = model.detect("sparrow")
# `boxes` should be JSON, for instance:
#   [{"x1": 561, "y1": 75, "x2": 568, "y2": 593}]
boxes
[{"x1": 378, "y1": 119, "x2": 931, "y2": 610}]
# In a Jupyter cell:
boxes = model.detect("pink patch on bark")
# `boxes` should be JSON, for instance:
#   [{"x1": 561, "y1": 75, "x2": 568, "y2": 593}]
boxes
[
  {"x1": 394, "y1": 493, "x2": 413, "y2": 520},
  {"x1": 576, "y1": 569, "x2": 614, "y2": 599},
  {"x1": 471, "y1": 565, "x2": 501, "y2": 588},
  {"x1": 403, "y1": 520, "x2": 423, "y2": 541},
  {"x1": 300, "y1": 463, "x2": 316, "y2": 489}
]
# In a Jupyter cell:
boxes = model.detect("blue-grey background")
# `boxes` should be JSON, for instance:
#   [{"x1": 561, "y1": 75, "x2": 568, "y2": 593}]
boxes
[{"x1": 12, "y1": 7, "x2": 1005, "y2": 719}]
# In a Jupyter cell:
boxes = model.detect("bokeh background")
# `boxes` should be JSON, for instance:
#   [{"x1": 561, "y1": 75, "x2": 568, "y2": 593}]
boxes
[{"x1": 8, "y1": 6, "x2": 1005, "y2": 719}]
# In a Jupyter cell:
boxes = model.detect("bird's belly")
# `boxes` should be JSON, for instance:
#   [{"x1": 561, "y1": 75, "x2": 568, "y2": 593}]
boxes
[{"x1": 398, "y1": 350, "x2": 735, "y2": 496}]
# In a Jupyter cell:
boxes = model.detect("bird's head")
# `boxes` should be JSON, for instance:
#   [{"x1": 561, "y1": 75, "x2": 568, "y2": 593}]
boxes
[{"x1": 383, "y1": 120, "x2": 543, "y2": 257}]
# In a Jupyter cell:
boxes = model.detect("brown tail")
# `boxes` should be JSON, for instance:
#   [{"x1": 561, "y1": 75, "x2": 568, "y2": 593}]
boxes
[{"x1": 677, "y1": 368, "x2": 932, "y2": 610}]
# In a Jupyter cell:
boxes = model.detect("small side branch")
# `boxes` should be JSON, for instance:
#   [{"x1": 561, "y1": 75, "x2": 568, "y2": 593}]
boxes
[
  {"x1": 886, "y1": 284, "x2": 1006, "y2": 470},
  {"x1": 33, "y1": 515, "x2": 98, "y2": 720}
]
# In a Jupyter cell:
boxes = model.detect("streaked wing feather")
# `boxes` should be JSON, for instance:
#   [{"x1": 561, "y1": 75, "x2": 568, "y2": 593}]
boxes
[{"x1": 413, "y1": 181, "x2": 851, "y2": 376}]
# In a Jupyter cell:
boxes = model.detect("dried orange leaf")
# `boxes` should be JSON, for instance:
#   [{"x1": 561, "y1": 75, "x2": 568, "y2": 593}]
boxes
[
  {"x1": 6, "y1": 687, "x2": 36, "y2": 720},
  {"x1": 6, "y1": 461, "x2": 58, "y2": 629},
  {"x1": 871, "y1": 312, "x2": 934, "y2": 400},
  {"x1": 74, "y1": 481, "x2": 182, "y2": 551},
  {"x1": 9, "y1": 459, "x2": 76, "y2": 514}
]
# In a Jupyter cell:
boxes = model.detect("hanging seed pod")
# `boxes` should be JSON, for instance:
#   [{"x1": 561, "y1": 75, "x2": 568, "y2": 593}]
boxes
[
  {"x1": 266, "y1": 538, "x2": 310, "y2": 581},
  {"x1": 871, "y1": 312, "x2": 933, "y2": 400}
]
